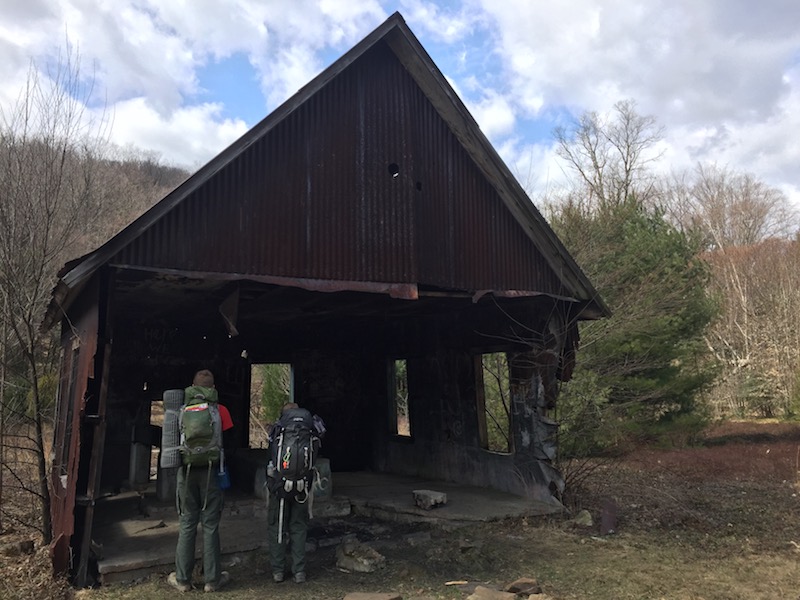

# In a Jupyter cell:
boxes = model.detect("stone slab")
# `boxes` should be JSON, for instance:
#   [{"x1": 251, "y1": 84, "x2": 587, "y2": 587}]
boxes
[{"x1": 343, "y1": 594, "x2": 403, "y2": 600}]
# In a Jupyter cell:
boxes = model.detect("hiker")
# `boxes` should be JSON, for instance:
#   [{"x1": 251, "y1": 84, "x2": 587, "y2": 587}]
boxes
[
  {"x1": 168, "y1": 369, "x2": 234, "y2": 593},
  {"x1": 266, "y1": 401, "x2": 326, "y2": 584}
]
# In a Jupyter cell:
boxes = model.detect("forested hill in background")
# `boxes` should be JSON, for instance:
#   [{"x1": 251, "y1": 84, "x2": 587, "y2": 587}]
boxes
[{"x1": 70, "y1": 152, "x2": 190, "y2": 259}]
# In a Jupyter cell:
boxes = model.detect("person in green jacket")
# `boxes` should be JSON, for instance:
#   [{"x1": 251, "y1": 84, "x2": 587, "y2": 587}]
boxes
[{"x1": 168, "y1": 369, "x2": 234, "y2": 593}]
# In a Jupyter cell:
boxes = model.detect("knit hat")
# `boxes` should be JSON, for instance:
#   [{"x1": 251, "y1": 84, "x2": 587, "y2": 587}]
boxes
[{"x1": 193, "y1": 369, "x2": 214, "y2": 387}]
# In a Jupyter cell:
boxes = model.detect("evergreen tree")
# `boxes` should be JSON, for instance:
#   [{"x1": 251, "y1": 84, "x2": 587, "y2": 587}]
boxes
[
  {"x1": 552, "y1": 196, "x2": 717, "y2": 447},
  {"x1": 547, "y1": 101, "x2": 717, "y2": 451}
]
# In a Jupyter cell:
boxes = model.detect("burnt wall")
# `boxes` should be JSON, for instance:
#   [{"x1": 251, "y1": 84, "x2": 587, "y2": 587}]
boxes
[
  {"x1": 292, "y1": 351, "x2": 385, "y2": 472},
  {"x1": 100, "y1": 315, "x2": 252, "y2": 492},
  {"x1": 96, "y1": 273, "x2": 570, "y2": 497},
  {"x1": 373, "y1": 340, "x2": 565, "y2": 500}
]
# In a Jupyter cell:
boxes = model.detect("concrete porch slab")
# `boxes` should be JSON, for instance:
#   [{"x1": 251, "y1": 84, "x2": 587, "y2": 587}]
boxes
[{"x1": 91, "y1": 471, "x2": 561, "y2": 584}]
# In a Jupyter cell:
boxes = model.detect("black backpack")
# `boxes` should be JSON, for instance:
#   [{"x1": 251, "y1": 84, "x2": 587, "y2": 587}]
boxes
[{"x1": 270, "y1": 407, "x2": 318, "y2": 499}]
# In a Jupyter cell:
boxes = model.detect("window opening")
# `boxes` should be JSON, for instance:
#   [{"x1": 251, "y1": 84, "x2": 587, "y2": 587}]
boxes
[
  {"x1": 250, "y1": 363, "x2": 292, "y2": 448},
  {"x1": 149, "y1": 399, "x2": 164, "y2": 480},
  {"x1": 390, "y1": 359, "x2": 411, "y2": 437},
  {"x1": 478, "y1": 352, "x2": 512, "y2": 453}
]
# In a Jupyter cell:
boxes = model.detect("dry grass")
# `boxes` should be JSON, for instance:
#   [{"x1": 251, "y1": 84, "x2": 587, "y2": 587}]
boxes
[
  {"x1": 1, "y1": 432, "x2": 72, "y2": 600},
  {"x1": 2, "y1": 420, "x2": 799, "y2": 599}
]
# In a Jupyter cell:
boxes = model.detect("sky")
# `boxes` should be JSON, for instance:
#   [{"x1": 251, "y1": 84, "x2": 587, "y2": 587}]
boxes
[{"x1": 1, "y1": 0, "x2": 799, "y2": 206}]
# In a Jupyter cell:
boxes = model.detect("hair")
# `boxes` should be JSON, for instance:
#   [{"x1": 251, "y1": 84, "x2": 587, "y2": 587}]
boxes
[
  {"x1": 282, "y1": 402, "x2": 299, "y2": 412},
  {"x1": 193, "y1": 369, "x2": 215, "y2": 387}
]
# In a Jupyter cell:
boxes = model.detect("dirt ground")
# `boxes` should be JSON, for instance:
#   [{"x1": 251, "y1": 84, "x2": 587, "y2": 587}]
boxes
[{"x1": 2, "y1": 420, "x2": 800, "y2": 600}]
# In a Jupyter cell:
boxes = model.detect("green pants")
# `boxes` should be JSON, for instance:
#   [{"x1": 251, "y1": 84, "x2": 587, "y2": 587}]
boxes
[
  {"x1": 267, "y1": 492, "x2": 309, "y2": 575},
  {"x1": 175, "y1": 465, "x2": 224, "y2": 585}
]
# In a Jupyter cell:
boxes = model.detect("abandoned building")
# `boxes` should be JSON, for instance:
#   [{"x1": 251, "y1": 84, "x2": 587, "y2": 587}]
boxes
[{"x1": 44, "y1": 11, "x2": 608, "y2": 586}]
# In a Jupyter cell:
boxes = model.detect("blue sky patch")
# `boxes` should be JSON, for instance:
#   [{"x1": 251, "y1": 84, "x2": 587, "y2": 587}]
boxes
[{"x1": 195, "y1": 53, "x2": 266, "y2": 125}]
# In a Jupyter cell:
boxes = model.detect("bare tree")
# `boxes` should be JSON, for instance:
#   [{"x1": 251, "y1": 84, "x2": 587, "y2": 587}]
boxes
[
  {"x1": 546, "y1": 100, "x2": 715, "y2": 459},
  {"x1": 659, "y1": 164, "x2": 800, "y2": 418},
  {"x1": 70, "y1": 146, "x2": 188, "y2": 252},
  {"x1": 0, "y1": 46, "x2": 109, "y2": 542},
  {"x1": 702, "y1": 239, "x2": 800, "y2": 418},
  {"x1": 663, "y1": 163, "x2": 799, "y2": 249},
  {"x1": 553, "y1": 99, "x2": 664, "y2": 208}
]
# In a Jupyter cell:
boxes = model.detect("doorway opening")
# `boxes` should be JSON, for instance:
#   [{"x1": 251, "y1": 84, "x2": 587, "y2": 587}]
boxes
[{"x1": 249, "y1": 363, "x2": 292, "y2": 448}]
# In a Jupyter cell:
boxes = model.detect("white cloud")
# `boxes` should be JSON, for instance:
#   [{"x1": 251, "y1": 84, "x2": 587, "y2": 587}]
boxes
[
  {"x1": 1, "y1": 0, "x2": 799, "y2": 206},
  {"x1": 0, "y1": 0, "x2": 387, "y2": 167},
  {"x1": 105, "y1": 97, "x2": 248, "y2": 169},
  {"x1": 468, "y1": 0, "x2": 800, "y2": 206},
  {"x1": 468, "y1": 90, "x2": 516, "y2": 138},
  {"x1": 494, "y1": 136, "x2": 572, "y2": 204},
  {"x1": 397, "y1": 0, "x2": 477, "y2": 44}
]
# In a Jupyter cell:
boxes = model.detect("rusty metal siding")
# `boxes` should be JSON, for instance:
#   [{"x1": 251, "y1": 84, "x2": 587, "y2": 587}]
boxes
[
  {"x1": 407, "y1": 56, "x2": 563, "y2": 294},
  {"x1": 360, "y1": 43, "x2": 416, "y2": 283},
  {"x1": 50, "y1": 283, "x2": 99, "y2": 575},
  {"x1": 412, "y1": 82, "x2": 455, "y2": 287},
  {"x1": 111, "y1": 41, "x2": 563, "y2": 295}
]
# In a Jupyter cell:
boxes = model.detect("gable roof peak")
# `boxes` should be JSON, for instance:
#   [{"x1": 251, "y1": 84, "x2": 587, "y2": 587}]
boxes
[{"x1": 43, "y1": 11, "x2": 608, "y2": 329}]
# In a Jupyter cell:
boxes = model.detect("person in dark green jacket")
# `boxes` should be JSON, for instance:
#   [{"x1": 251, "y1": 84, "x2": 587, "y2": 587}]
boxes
[{"x1": 266, "y1": 402, "x2": 326, "y2": 584}]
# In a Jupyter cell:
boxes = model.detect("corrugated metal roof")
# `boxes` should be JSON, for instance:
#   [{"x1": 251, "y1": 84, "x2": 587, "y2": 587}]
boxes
[{"x1": 44, "y1": 12, "x2": 608, "y2": 330}]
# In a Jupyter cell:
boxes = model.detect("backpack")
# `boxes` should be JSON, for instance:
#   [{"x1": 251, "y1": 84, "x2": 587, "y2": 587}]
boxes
[
  {"x1": 270, "y1": 407, "x2": 318, "y2": 499},
  {"x1": 179, "y1": 385, "x2": 222, "y2": 467}
]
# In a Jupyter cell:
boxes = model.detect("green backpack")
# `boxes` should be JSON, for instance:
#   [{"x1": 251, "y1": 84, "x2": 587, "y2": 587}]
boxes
[{"x1": 179, "y1": 385, "x2": 222, "y2": 467}]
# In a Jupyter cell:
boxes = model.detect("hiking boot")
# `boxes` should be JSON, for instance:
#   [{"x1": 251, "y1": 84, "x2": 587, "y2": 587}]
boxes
[
  {"x1": 293, "y1": 571, "x2": 306, "y2": 584},
  {"x1": 203, "y1": 571, "x2": 230, "y2": 593},
  {"x1": 168, "y1": 571, "x2": 192, "y2": 592},
  {"x1": 272, "y1": 571, "x2": 285, "y2": 583}
]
